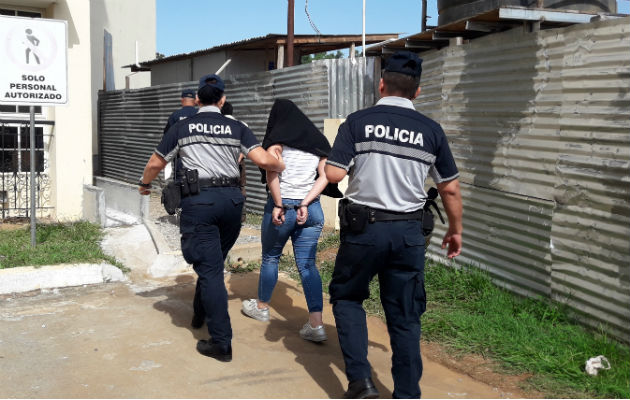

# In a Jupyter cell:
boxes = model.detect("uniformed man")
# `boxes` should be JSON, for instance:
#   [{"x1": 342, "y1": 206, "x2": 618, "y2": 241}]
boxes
[
  {"x1": 163, "y1": 89, "x2": 198, "y2": 135},
  {"x1": 324, "y1": 51, "x2": 463, "y2": 398},
  {"x1": 138, "y1": 74, "x2": 284, "y2": 362},
  {"x1": 162, "y1": 89, "x2": 198, "y2": 179}
]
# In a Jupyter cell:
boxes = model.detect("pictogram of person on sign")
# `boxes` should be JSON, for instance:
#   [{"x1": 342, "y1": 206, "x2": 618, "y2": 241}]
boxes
[{"x1": 24, "y1": 28, "x2": 41, "y2": 64}]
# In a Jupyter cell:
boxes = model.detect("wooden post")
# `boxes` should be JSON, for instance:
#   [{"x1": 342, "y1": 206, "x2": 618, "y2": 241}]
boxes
[{"x1": 287, "y1": 0, "x2": 294, "y2": 67}]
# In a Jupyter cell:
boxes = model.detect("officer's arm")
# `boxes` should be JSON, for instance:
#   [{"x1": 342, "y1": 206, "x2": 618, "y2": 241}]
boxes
[
  {"x1": 324, "y1": 164, "x2": 347, "y2": 183},
  {"x1": 437, "y1": 178, "x2": 463, "y2": 258},
  {"x1": 138, "y1": 153, "x2": 168, "y2": 194},
  {"x1": 247, "y1": 147, "x2": 285, "y2": 172}
]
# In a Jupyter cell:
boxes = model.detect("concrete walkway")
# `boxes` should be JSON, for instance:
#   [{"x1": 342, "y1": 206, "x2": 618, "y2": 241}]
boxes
[{"x1": 0, "y1": 224, "x2": 518, "y2": 398}]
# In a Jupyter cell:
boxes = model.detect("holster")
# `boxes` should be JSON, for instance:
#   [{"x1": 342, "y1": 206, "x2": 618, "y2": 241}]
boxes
[
  {"x1": 178, "y1": 168, "x2": 200, "y2": 198},
  {"x1": 161, "y1": 179, "x2": 181, "y2": 215},
  {"x1": 422, "y1": 187, "x2": 445, "y2": 237},
  {"x1": 339, "y1": 199, "x2": 370, "y2": 234}
]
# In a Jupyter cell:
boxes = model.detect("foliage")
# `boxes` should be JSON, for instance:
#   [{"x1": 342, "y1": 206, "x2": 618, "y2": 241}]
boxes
[
  {"x1": 301, "y1": 50, "x2": 344, "y2": 64},
  {"x1": 421, "y1": 262, "x2": 630, "y2": 398}
]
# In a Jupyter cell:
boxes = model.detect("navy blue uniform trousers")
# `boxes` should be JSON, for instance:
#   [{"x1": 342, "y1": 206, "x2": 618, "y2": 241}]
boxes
[
  {"x1": 179, "y1": 187, "x2": 244, "y2": 347},
  {"x1": 329, "y1": 220, "x2": 426, "y2": 399}
]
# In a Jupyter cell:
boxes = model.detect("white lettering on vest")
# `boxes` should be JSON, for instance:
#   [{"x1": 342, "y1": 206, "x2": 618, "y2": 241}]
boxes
[
  {"x1": 364, "y1": 124, "x2": 423, "y2": 147},
  {"x1": 188, "y1": 123, "x2": 233, "y2": 135}
]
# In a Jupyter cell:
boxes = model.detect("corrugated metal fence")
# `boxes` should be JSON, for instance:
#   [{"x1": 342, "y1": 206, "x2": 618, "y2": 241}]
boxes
[
  {"x1": 99, "y1": 19, "x2": 629, "y2": 341},
  {"x1": 418, "y1": 17, "x2": 630, "y2": 341},
  {"x1": 98, "y1": 58, "x2": 376, "y2": 211}
]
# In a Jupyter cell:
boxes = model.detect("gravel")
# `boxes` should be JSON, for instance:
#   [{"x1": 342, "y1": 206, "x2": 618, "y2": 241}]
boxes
[{"x1": 147, "y1": 193, "x2": 261, "y2": 252}]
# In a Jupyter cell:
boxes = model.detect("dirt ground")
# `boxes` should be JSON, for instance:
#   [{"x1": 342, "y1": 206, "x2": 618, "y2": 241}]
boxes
[{"x1": 0, "y1": 267, "x2": 537, "y2": 399}]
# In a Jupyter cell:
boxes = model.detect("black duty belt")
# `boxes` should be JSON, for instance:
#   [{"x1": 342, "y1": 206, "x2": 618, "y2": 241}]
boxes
[
  {"x1": 198, "y1": 177, "x2": 240, "y2": 188},
  {"x1": 369, "y1": 208, "x2": 424, "y2": 222}
]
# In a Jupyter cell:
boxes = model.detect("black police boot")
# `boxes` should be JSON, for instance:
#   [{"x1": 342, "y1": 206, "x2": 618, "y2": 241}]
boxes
[
  {"x1": 343, "y1": 378, "x2": 379, "y2": 399},
  {"x1": 196, "y1": 340, "x2": 232, "y2": 362},
  {"x1": 191, "y1": 313, "x2": 204, "y2": 329}
]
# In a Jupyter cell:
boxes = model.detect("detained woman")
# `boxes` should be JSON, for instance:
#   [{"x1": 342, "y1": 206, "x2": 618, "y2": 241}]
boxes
[{"x1": 241, "y1": 99, "x2": 342, "y2": 342}]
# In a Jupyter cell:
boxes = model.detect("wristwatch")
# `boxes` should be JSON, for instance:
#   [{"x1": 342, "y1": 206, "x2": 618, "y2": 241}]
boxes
[{"x1": 138, "y1": 180, "x2": 151, "y2": 188}]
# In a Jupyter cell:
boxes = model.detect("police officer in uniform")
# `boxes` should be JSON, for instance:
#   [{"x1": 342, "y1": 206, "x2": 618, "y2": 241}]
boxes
[
  {"x1": 325, "y1": 51, "x2": 463, "y2": 398},
  {"x1": 162, "y1": 89, "x2": 198, "y2": 179},
  {"x1": 163, "y1": 89, "x2": 198, "y2": 134},
  {"x1": 138, "y1": 74, "x2": 284, "y2": 362}
]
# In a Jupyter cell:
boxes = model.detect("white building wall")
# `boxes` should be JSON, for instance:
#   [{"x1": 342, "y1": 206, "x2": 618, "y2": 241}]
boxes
[
  {"x1": 46, "y1": 0, "x2": 93, "y2": 220},
  {"x1": 89, "y1": 0, "x2": 156, "y2": 156}
]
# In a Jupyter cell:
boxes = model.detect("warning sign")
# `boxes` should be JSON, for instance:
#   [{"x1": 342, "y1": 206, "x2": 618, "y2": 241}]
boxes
[{"x1": 0, "y1": 15, "x2": 68, "y2": 105}]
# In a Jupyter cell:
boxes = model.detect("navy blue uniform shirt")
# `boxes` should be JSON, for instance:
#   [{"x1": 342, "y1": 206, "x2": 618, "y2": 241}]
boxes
[{"x1": 163, "y1": 105, "x2": 198, "y2": 135}]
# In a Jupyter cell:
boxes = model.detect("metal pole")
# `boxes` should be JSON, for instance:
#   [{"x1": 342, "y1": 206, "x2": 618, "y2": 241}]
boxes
[
  {"x1": 422, "y1": 0, "x2": 427, "y2": 31},
  {"x1": 287, "y1": 0, "x2": 295, "y2": 67},
  {"x1": 29, "y1": 106, "x2": 36, "y2": 247},
  {"x1": 362, "y1": 0, "x2": 366, "y2": 57}
]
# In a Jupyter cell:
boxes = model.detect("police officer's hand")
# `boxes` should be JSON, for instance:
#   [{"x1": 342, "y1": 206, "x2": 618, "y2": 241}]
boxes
[
  {"x1": 268, "y1": 144, "x2": 283, "y2": 159},
  {"x1": 441, "y1": 230, "x2": 462, "y2": 259},
  {"x1": 296, "y1": 205, "x2": 308, "y2": 225},
  {"x1": 272, "y1": 207, "x2": 285, "y2": 226}
]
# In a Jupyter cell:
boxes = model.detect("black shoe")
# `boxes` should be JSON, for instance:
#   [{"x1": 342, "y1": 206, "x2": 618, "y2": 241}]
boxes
[
  {"x1": 191, "y1": 313, "x2": 204, "y2": 329},
  {"x1": 344, "y1": 378, "x2": 379, "y2": 399},
  {"x1": 196, "y1": 340, "x2": 232, "y2": 362}
]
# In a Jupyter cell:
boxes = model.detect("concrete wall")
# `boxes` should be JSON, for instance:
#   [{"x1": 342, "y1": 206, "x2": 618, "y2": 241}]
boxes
[
  {"x1": 150, "y1": 49, "x2": 272, "y2": 86},
  {"x1": 82, "y1": 184, "x2": 106, "y2": 226},
  {"x1": 150, "y1": 59, "x2": 193, "y2": 86},
  {"x1": 191, "y1": 51, "x2": 228, "y2": 81}
]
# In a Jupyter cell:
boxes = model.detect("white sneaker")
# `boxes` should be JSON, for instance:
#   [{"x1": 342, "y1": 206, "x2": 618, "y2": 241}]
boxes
[
  {"x1": 299, "y1": 322, "x2": 327, "y2": 342},
  {"x1": 241, "y1": 299, "x2": 270, "y2": 322}
]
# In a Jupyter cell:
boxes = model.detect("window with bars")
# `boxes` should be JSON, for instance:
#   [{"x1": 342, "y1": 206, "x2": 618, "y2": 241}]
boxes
[{"x1": 0, "y1": 125, "x2": 44, "y2": 173}]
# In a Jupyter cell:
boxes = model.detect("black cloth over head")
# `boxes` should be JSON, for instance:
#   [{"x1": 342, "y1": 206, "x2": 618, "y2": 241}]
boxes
[{"x1": 260, "y1": 99, "x2": 342, "y2": 198}]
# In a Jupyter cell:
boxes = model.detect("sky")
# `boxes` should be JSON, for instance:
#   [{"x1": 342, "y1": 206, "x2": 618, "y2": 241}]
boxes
[
  {"x1": 156, "y1": 0, "x2": 437, "y2": 57},
  {"x1": 156, "y1": 0, "x2": 630, "y2": 58}
]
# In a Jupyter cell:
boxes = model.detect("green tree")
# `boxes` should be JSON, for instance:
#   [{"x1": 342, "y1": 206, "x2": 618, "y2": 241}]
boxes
[{"x1": 301, "y1": 50, "x2": 344, "y2": 64}]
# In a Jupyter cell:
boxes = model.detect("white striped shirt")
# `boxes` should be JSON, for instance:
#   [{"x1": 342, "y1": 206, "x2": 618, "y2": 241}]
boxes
[{"x1": 278, "y1": 146, "x2": 320, "y2": 199}]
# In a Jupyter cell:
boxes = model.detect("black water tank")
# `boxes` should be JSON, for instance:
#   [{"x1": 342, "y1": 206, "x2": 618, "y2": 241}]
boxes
[{"x1": 437, "y1": 0, "x2": 617, "y2": 26}]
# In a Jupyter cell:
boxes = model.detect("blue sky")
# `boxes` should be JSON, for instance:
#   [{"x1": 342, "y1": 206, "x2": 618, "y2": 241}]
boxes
[
  {"x1": 157, "y1": 0, "x2": 436, "y2": 56},
  {"x1": 157, "y1": 0, "x2": 630, "y2": 57}
]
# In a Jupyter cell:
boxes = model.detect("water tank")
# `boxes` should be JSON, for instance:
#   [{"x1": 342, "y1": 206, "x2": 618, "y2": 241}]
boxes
[{"x1": 437, "y1": 0, "x2": 617, "y2": 26}]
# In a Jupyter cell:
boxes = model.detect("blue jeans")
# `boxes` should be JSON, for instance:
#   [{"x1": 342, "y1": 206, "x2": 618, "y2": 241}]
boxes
[{"x1": 259, "y1": 196, "x2": 324, "y2": 313}]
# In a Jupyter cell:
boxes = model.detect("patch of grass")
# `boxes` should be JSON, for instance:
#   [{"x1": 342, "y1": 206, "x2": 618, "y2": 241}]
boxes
[
  {"x1": 226, "y1": 259, "x2": 260, "y2": 274},
  {"x1": 244, "y1": 213, "x2": 263, "y2": 227},
  {"x1": 317, "y1": 231, "x2": 340, "y2": 251},
  {"x1": 421, "y1": 262, "x2": 630, "y2": 398},
  {"x1": 0, "y1": 221, "x2": 127, "y2": 271}
]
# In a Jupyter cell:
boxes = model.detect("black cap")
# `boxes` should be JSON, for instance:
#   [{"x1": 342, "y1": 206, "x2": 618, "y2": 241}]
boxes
[
  {"x1": 384, "y1": 51, "x2": 423, "y2": 78},
  {"x1": 198, "y1": 74, "x2": 225, "y2": 91},
  {"x1": 181, "y1": 89, "x2": 195, "y2": 99}
]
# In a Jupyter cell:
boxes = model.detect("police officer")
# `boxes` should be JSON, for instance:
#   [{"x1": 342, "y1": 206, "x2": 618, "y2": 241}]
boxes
[
  {"x1": 138, "y1": 74, "x2": 284, "y2": 362},
  {"x1": 163, "y1": 89, "x2": 198, "y2": 134},
  {"x1": 324, "y1": 51, "x2": 463, "y2": 398},
  {"x1": 162, "y1": 89, "x2": 198, "y2": 179}
]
